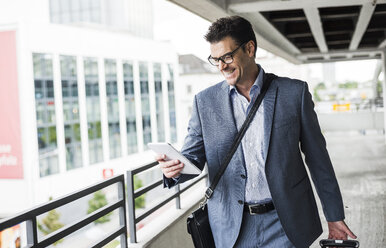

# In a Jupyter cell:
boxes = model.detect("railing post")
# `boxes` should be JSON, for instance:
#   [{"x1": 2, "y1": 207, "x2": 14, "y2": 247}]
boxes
[
  {"x1": 126, "y1": 170, "x2": 137, "y2": 243},
  {"x1": 118, "y1": 179, "x2": 128, "y2": 248},
  {"x1": 175, "y1": 184, "x2": 181, "y2": 209},
  {"x1": 26, "y1": 218, "x2": 38, "y2": 247}
]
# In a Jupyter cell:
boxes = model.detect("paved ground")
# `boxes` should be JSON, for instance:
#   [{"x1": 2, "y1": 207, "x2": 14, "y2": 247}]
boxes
[{"x1": 310, "y1": 131, "x2": 386, "y2": 248}]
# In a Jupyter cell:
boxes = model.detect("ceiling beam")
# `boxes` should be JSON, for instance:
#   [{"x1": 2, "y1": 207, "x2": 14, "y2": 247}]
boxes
[
  {"x1": 241, "y1": 12, "x2": 302, "y2": 63},
  {"x1": 297, "y1": 48, "x2": 383, "y2": 59},
  {"x1": 304, "y1": 8, "x2": 328, "y2": 53},
  {"x1": 349, "y1": 3, "x2": 376, "y2": 50},
  {"x1": 228, "y1": 0, "x2": 386, "y2": 13},
  {"x1": 379, "y1": 39, "x2": 386, "y2": 48},
  {"x1": 302, "y1": 56, "x2": 381, "y2": 64}
]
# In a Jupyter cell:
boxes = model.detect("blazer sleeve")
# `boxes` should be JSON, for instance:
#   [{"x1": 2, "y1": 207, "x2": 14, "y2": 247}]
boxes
[
  {"x1": 163, "y1": 95, "x2": 207, "y2": 188},
  {"x1": 299, "y1": 82, "x2": 345, "y2": 222}
]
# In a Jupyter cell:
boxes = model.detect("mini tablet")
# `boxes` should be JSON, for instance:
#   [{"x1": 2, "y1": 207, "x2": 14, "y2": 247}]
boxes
[{"x1": 148, "y1": 142, "x2": 201, "y2": 175}]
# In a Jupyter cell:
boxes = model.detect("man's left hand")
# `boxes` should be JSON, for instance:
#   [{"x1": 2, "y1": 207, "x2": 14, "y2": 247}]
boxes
[{"x1": 327, "y1": 220, "x2": 357, "y2": 240}]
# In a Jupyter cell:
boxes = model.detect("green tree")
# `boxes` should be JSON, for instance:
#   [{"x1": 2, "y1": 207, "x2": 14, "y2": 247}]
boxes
[
  {"x1": 88, "y1": 190, "x2": 112, "y2": 224},
  {"x1": 338, "y1": 81, "x2": 358, "y2": 89},
  {"x1": 134, "y1": 175, "x2": 145, "y2": 209},
  {"x1": 125, "y1": 175, "x2": 146, "y2": 209},
  {"x1": 37, "y1": 209, "x2": 64, "y2": 245},
  {"x1": 377, "y1": 80, "x2": 383, "y2": 98},
  {"x1": 313, "y1": 82, "x2": 326, "y2": 102}
]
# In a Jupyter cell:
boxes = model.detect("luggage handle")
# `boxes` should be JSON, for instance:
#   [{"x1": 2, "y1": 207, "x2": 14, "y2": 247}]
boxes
[{"x1": 319, "y1": 239, "x2": 359, "y2": 247}]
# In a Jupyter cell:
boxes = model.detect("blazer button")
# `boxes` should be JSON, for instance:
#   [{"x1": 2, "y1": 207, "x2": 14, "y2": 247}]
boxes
[
  {"x1": 240, "y1": 175, "x2": 246, "y2": 179},
  {"x1": 238, "y1": 200, "x2": 243, "y2": 205}
]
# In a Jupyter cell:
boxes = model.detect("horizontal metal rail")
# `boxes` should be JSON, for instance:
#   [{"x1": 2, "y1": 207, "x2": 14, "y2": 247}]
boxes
[
  {"x1": 0, "y1": 174, "x2": 128, "y2": 248},
  {"x1": 134, "y1": 179, "x2": 163, "y2": 198},
  {"x1": 126, "y1": 161, "x2": 208, "y2": 243},
  {"x1": 136, "y1": 174, "x2": 207, "y2": 223},
  {"x1": 132, "y1": 161, "x2": 159, "y2": 175}
]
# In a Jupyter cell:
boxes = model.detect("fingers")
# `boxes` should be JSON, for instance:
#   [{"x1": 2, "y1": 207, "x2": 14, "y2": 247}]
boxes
[
  {"x1": 155, "y1": 154, "x2": 166, "y2": 162},
  {"x1": 163, "y1": 164, "x2": 183, "y2": 178},
  {"x1": 342, "y1": 223, "x2": 357, "y2": 239},
  {"x1": 157, "y1": 156, "x2": 184, "y2": 178},
  {"x1": 327, "y1": 221, "x2": 357, "y2": 241}
]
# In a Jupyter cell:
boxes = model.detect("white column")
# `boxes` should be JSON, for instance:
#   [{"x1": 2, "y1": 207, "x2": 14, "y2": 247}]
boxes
[
  {"x1": 76, "y1": 56, "x2": 90, "y2": 167},
  {"x1": 382, "y1": 49, "x2": 386, "y2": 143},
  {"x1": 133, "y1": 61, "x2": 144, "y2": 152},
  {"x1": 98, "y1": 58, "x2": 109, "y2": 161},
  {"x1": 52, "y1": 54, "x2": 66, "y2": 173},
  {"x1": 117, "y1": 59, "x2": 128, "y2": 156},
  {"x1": 148, "y1": 61, "x2": 158, "y2": 143},
  {"x1": 172, "y1": 61, "x2": 182, "y2": 145},
  {"x1": 162, "y1": 63, "x2": 171, "y2": 142},
  {"x1": 18, "y1": 27, "x2": 39, "y2": 207}
]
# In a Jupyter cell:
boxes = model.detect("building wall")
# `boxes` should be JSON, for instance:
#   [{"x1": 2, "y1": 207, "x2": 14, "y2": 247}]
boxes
[
  {"x1": 177, "y1": 73, "x2": 223, "y2": 142},
  {"x1": 48, "y1": 0, "x2": 154, "y2": 38},
  {"x1": 0, "y1": 22, "x2": 179, "y2": 216}
]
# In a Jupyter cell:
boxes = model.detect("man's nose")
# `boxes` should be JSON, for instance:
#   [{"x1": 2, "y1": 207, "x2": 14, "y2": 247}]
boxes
[{"x1": 218, "y1": 60, "x2": 227, "y2": 70}]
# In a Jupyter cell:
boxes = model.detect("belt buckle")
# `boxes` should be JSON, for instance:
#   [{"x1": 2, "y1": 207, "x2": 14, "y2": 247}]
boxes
[{"x1": 248, "y1": 203, "x2": 259, "y2": 215}]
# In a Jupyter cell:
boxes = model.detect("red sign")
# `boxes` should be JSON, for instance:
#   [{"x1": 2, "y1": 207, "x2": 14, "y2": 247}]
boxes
[
  {"x1": 0, "y1": 30, "x2": 23, "y2": 179},
  {"x1": 103, "y1": 168, "x2": 114, "y2": 179}
]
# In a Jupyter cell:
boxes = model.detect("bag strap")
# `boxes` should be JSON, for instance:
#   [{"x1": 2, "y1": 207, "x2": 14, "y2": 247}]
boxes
[{"x1": 204, "y1": 73, "x2": 277, "y2": 201}]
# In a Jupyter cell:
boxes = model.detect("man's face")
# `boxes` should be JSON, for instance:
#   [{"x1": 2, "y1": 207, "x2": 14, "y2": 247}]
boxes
[{"x1": 209, "y1": 36, "x2": 252, "y2": 86}]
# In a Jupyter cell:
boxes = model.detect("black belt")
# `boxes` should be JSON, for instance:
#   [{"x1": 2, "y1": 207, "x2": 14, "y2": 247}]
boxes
[{"x1": 244, "y1": 201, "x2": 275, "y2": 215}]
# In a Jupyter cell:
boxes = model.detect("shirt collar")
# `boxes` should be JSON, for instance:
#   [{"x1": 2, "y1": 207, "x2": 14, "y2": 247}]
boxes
[{"x1": 229, "y1": 64, "x2": 264, "y2": 96}]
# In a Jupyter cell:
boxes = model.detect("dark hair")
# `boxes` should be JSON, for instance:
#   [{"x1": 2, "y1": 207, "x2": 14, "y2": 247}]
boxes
[{"x1": 205, "y1": 16, "x2": 257, "y2": 57}]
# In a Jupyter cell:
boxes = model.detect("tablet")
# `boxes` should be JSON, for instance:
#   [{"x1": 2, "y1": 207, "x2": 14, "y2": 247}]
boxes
[{"x1": 147, "y1": 142, "x2": 201, "y2": 175}]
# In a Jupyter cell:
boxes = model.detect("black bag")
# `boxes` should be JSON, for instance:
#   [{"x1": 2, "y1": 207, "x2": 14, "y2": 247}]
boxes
[
  {"x1": 187, "y1": 204, "x2": 214, "y2": 248},
  {"x1": 186, "y1": 73, "x2": 277, "y2": 248}
]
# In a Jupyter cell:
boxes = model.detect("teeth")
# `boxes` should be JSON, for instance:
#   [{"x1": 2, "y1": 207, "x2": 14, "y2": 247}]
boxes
[{"x1": 224, "y1": 69, "x2": 235, "y2": 76}]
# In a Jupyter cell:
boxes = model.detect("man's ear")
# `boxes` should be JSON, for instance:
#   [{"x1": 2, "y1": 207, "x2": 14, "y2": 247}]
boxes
[{"x1": 247, "y1": 41, "x2": 255, "y2": 57}]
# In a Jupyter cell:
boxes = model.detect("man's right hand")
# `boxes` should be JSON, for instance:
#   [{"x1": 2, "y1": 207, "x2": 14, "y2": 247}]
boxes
[{"x1": 155, "y1": 154, "x2": 185, "y2": 178}]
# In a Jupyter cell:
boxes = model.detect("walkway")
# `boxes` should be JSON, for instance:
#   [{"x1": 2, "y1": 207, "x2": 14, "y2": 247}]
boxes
[{"x1": 310, "y1": 131, "x2": 386, "y2": 247}]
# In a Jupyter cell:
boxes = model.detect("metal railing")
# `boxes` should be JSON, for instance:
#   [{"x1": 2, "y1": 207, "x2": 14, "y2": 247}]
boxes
[
  {"x1": 126, "y1": 161, "x2": 208, "y2": 243},
  {"x1": 0, "y1": 174, "x2": 128, "y2": 248}
]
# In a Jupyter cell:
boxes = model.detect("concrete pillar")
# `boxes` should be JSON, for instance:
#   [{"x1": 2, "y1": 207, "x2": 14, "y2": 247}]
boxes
[{"x1": 382, "y1": 49, "x2": 386, "y2": 143}]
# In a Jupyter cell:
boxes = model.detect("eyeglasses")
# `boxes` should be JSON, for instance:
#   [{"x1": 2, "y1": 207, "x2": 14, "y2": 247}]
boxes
[{"x1": 208, "y1": 42, "x2": 246, "y2": 66}]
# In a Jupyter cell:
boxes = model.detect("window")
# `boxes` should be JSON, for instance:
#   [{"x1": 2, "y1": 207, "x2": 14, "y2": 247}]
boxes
[
  {"x1": 167, "y1": 64, "x2": 177, "y2": 143},
  {"x1": 33, "y1": 53, "x2": 59, "y2": 177},
  {"x1": 84, "y1": 58, "x2": 103, "y2": 164},
  {"x1": 123, "y1": 62, "x2": 138, "y2": 154},
  {"x1": 105, "y1": 59, "x2": 121, "y2": 159},
  {"x1": 49, "y1": 0, "x2": 102, "y2": 24},
  {"x1": 60, "y1": 56, "x2": 82, "y2": 170},
  {"x1": 139, "y1": 62, "x2": 152, "y2": 148},
  {"x1": 154, "y1": 63, "x2": 165, "y2": 142},
  {"x1": 187, "y1": 85, "x2": 192, "y2": 94}
]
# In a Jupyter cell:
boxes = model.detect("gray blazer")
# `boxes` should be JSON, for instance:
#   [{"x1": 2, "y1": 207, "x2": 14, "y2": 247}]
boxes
[{"x1": 165, "y1": 70, "x2": 345, "y2": 248}]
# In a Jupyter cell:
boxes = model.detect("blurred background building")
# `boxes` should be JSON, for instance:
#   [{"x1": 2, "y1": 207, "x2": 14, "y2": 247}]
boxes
[{"x1": 0, "y1": 0, "x2": 179, "y2": 217}]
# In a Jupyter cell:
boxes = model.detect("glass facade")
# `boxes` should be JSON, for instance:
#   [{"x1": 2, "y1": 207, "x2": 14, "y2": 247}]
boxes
[
  {"x1": 123, "y1": 62, "x2": 138, "y2": 154},
  {"x1": 167, "y1": 64, "x2": 177, "y2": 143},
  {"x1": 33, "y1": 53, "x2": 59, "y2": 177},
  {"x1": 105, "y1": 59, "x2": 121, "y2": 159},
  {"x1": 61, "y1": 56, "x2": 82, "y2": 170},
  {"x1": 33, "y1": 55, "x2": 176, "y2": 174},
  {"x1": 50, "y1": 0, "x2": 101, "y2": 24},
  {"x1": 139, "y1": 62, "x2": 152, "y2": 149},
  {"x1": 84, "y1": 58, "x2": 103, "y2": 164},
  {"x1": 154, "y1": 63, "x2": 165, "y2": 142}
]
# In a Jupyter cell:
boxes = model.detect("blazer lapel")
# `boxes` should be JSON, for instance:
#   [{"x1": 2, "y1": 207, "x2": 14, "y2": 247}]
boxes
[
  {"x1": 218, "y1": 81, "x2": 238, "y2": 135},
  {"x1": 263, "y1": 83, "x2": 278, "y2": 162}
]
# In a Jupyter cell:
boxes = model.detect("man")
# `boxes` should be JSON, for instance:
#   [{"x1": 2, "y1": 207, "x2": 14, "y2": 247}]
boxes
[{"x1": 156, "y1": 16, "x2": 356, "y2": 248}]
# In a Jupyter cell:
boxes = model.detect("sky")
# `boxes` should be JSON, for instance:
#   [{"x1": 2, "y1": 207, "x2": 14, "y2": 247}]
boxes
[{"x1": 153, "y1": 0, "x2": 382, "y2": 84}]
